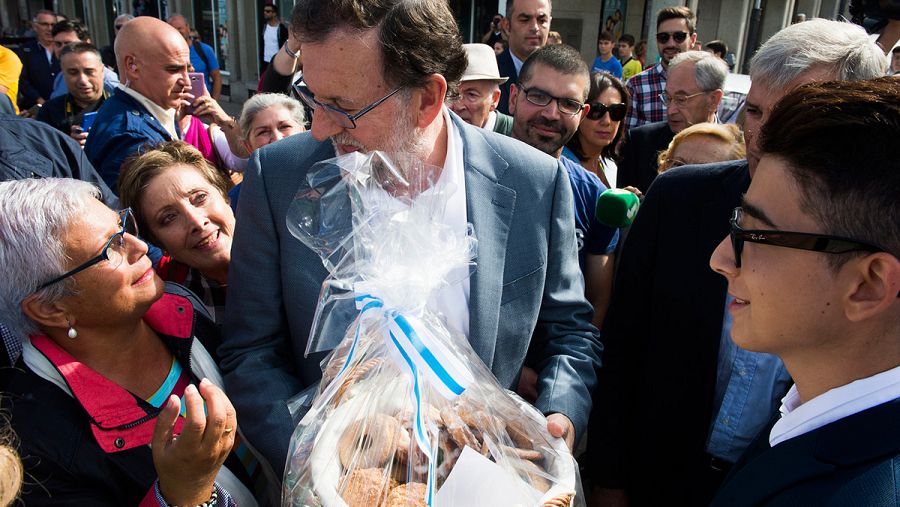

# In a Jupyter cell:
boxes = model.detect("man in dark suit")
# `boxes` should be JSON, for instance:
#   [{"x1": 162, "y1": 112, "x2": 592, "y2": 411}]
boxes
[
  {"x1": 496, "y1": 0, "x2": 551, "y2": 115},
  {"x1": 709, "y1": 77, "x2": 900, "y2": 507},
  {"x1": 17, "y1": 10, "x2": 60, "y2": 112},
  {"x1": 85, "y1": 17, "x2": 189, "y2": 192},
  {"x1": 221, "y1": 0, "x2": 600, "y2": 475},
  {"x1": 616, "y1": 50, "x2": 727, "y2": 193},
  {"x1": 589, "y1": 19, "x2": 887, "y2": 507}
]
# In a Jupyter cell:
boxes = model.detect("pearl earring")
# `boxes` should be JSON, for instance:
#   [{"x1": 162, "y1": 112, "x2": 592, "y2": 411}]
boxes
[{"x1": 67, "y1": 324, "x2": 77, "y2": 339}]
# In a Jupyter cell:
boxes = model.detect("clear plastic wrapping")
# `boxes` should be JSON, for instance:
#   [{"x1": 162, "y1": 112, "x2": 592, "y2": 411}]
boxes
[{"x1": 283, "y1": 152, "x2": 581, "y2": 507}]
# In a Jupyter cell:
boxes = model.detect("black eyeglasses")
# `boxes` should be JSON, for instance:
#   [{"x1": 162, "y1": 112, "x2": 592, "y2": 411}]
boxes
[
  {"x1": 656, "y1": 31, "x2": 689, "y2": 44},
  {"x1": 37, "y1": 209, "x2": 138, "y2": 290},
  {"x1": 293, "y1": 81, "x2": 402, "y2": 129},
  {"x1": 586, "y1": 102, "x2": 627, "y2": 121},
  {"x1": 659, "y1": 91, "x2": 707, "y2": 107},
  {"x1": 517, "y1": 86, "x2": 585, "y2": 115},
  {"x1": 728, "y1": 207, "x2": 886, "y2": 269}
]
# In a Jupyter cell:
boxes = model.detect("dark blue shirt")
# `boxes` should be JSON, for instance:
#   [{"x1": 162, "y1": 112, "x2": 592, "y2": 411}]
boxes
[{"x1": 559, "y1": 155, "x2": 618, "y2": 269}]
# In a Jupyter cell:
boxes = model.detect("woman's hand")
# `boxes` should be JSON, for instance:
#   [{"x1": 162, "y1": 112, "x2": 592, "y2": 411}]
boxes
[
  {"x1": 152, "y1": 378, "x2": 237, "y2": 507},
  {"x1": 191, "y1": 95, "x2": 232, "y2": 126}
]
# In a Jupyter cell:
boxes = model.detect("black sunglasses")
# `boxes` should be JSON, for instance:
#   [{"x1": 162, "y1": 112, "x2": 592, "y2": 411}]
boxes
[
  {"x1": 728, "y1": 207, "x2": 887, "y2": 268},
  {"x1": 586, "y1": 102, "x2": 627, "y2": 121},
  {"x1": 656, "y1": 31, "x2": 689, "y2": 44}
]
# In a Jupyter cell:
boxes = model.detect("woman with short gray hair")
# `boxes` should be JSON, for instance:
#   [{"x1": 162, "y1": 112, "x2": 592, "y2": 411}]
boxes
[
  {"x1": 0, "y1": 178, "x2": 276, "y2": 506},
  {"x1": 239, "y1": 92, "x2": 306, "y2": 152}
]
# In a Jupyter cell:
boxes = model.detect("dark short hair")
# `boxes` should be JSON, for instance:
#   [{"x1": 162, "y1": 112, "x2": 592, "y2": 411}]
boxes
[
  {"x1": 291, "y1": 0, "x2": 466, "y2": 90},
  {"x1": 705, "y1": 40, "x2": 728, "y2": 56},
  {"x1": 506, "y1": 0, "x2": 553, "y2": 19},
  {"x1": 566, "y1": 72, "x2": 629, "y2": 162},
  {"x1": 759, "y1": 77, "x2": 900, "y2": 267},
  {"x1": 52, "y1": 18, "x2": 90, "y2": 40},
  {"x1": 518, "y1": 44, "x2": 590, "y2": 100},
  {"x1": 893, "y1": 46, "x2": 900, "y2": 55},
  {"x1": 598, "y1": 31, "x2": 614, "y2": 42},
  {"x1": 264, "y1": 3, "x2": 278, "y2": 14},
  {"x1": 618, "y1": 33, "x2": 636, "y2": 46},
  {"x1": 59, "y1": 41, "x2": 101, "y2": 61},
  {"x1": 657, "y1": 6, "x2": 695, "y2": 33}
]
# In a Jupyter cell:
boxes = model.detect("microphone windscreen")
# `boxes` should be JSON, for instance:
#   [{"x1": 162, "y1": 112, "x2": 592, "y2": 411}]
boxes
[{"x1": 595, "y1": 188, "x2": 640, "y2": 228}]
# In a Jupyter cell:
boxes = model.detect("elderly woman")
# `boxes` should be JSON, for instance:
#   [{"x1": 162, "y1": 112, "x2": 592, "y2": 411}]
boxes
[
  {"x1": 228, "y1": 93, "x2": 307, "y2": 208},
  {"x1": 563, "y1": 72, "x2": 629, "y2": 189},
  {"x1": 118, "y1": 142, "x2": 235, "y2": 325},
  {"x1": 0, "y1": 178, "x2": 276, "y2": 506},
  {"x1": 656, "y1": 122, "x2": 746, "y2": 172}
]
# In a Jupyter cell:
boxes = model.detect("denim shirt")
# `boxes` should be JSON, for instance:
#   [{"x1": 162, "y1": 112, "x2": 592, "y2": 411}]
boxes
[{"x1": 707, "y1": 295, "x2": 792, "y2": 462}]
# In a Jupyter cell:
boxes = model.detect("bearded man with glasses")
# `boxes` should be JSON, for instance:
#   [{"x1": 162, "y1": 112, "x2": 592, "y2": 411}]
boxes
[
  {"x1": 624, "y1": 6, "x2": 697, "y2": 129},
  {"x1": 221, "y1": 0, "x2": 603, "y2": 477}
]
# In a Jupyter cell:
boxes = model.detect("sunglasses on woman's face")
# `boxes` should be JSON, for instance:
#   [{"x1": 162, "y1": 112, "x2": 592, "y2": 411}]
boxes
[
  {"x1": 586, "y1": 102, "x2": 627, "y2": 121},
  {"x1": 656, "y1": 31, "x2": 689, "y2": 44}
]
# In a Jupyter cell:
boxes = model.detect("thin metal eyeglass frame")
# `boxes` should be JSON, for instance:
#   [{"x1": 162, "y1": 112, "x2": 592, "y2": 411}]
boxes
[
  {"x1": 293, "y1": 82, "x2": 403, "y2": 129},
  {"x1": 728, "y1": 207, "x2": 886, "y2": 269},
  {"x1": 659, "y1": 90, "x2": 707, "y2": 107},
  {"x1": 36, "y1": 209, "x2": 136, "y2": 290}
]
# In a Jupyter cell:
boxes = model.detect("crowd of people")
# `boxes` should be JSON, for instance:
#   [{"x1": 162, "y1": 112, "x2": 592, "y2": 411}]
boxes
[{"x1": 0, "y1": 0, "x2": 898, "y2": 506}]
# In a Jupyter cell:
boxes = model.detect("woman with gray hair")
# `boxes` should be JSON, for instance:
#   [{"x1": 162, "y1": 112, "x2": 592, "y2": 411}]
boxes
[
  {"x1": 238, "y1": 92, "x2": 306, "y2": 153},
  {"x1": 0, "y1": 178, "x2": 277, "y2": 506},
  {"x1": 229, "y1": 92, "x2": 306, "y2": 208}
]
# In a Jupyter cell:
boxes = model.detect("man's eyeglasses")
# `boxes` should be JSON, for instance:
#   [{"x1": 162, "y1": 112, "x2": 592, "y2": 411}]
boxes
[
  {"x1": 586, "y1": 102, "x2": 627, "y2": 121},
  {"x1": 517, "y1": 86, "x2": 585, "y2": 115},
  {"x1": 37, "y1": 209, "x2": 138, "y2": 290},
  {"x1": 656, "y1": 31, "x2": 689, "y2": 44},
  {"x1": 728, "y1": 207, "x2": 886, "y2": 269},
  {"x1": 293, "y1": 81, "x2": 402, "y2": 130},
  {"x1": 659, "y1": 91, "x2": 707, "y2": 107},
  {"x1": 35, "y1": 22, "x2": 54, "y2": 28}
]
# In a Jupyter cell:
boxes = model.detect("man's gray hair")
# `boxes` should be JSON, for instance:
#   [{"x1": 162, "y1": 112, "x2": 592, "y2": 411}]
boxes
[
  {"x1": 750, "y1": 19, "x2": 886, "y2": 88},
  {"x1": 239, "y1": 93, "x2": 307, "y2": 140},
  {"x1": 0, "y1": 178, "x2": 100, "y2": 340},
  {"x1": 669, "y1": 50, "x2": 728, "y2": 91},
  {"x1": 115, "y1": 14, "x2": 135, "y2": 24}
]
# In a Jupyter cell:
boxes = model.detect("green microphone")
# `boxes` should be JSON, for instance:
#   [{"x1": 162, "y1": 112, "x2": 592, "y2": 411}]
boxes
[{"x1": 595, "y1": 188, "x2": 641, "y2": 228}]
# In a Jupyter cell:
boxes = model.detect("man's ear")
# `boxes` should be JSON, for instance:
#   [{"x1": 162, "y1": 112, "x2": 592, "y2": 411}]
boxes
[
  {"x1": 21, "y1": 293, "x2": 72, "y2": 331},
  {"x1": 844, "y1": 253, "x2": 900, "y2": 322},
  {"x1": 413, "y1": 74, "x2": 448, "y2": 129},
  {"x1": 709, "y1": 89, "x2": 724, "y2": 114},
  {"x1": 490, "y1": 88, "x2": 502, "y2": 111},
  {"x1": 508, "y1": 83, "x2": 520, "y2": 116}
]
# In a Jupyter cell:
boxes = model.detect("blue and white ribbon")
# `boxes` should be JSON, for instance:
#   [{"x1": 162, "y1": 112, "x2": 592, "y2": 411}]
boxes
[{"x1": 327, "y1": 291, "x2": 474, "y2": 505}]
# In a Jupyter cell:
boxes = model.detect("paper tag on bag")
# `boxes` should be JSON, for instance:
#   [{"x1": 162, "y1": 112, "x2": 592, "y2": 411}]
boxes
[{"x1": 434, "y1": 446, "x2": 543, "y2": 506}]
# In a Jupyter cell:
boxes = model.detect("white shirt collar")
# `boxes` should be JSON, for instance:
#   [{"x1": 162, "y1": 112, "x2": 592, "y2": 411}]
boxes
[
  {"x1": 483, "y1": 110, "x2": 498, "y2": 131},
  {"x1": 120, "y1": 86, "x2": 178, "y2": 140},
  {"x1": 770, "y1": 364, "x2": 900, "y2": 447},
  {"x1": 511, "y1": 52, "x2": 525, "y2": 76}
]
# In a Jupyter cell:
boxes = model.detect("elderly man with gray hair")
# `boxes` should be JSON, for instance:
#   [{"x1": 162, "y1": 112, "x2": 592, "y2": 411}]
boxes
[
  {"x1": 617, "y1": 50, "x2": 728, "y2": 193},
  {"x1": 589, "y1": 18, "x2": 886, "y2": 507}
]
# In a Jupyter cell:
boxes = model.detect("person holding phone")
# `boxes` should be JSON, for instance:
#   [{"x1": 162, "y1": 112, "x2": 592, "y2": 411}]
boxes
[
  {"x1": 36, "y1": 42, "x2": 109, "y2": 147},
  {"x1": 481, "y1": 13, "x2": 505, "y2": 46}
]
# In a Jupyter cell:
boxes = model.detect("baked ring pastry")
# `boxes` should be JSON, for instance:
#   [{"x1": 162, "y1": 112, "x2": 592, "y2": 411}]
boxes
[
  {"x1": 339, "y1": 414, "x2": 402, "y2": 469},
  {"x1": 340, "y1": 468, "x2": 398, "y2": 507},
  {"x1": 386, "y1": 482, "x2": 428, "y2": 507}
]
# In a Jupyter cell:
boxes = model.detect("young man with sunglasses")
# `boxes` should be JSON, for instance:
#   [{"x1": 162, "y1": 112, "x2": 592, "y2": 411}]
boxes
[
  {"x1": 617, "y1": 50, "x2": 727, "y2": 192},
  {"x1": 509, "y1": 43, "x2": 618, "y2": 347},
  {"x1": 589, "y1": 19, "x2": 885, "y2": 507},
  {"x1": 624, "y1": 6, "x2": 696, "y2": 129},
  {"x1": 259, "y1": 3, "x2": 288, "y2": 74},
  {"x1": 709, "y1": 77, "x2": 900, "y2": 507}
]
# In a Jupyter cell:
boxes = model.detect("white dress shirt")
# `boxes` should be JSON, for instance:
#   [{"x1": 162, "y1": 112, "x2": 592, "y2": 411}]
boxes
[{"x1": 770, "y1": 364, "x2": 900, "y2": 446}]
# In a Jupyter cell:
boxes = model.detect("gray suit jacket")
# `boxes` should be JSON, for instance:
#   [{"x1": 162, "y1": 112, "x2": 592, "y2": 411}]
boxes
[{"x1": 220, "y1": 112, "x2": 601, "y2": 475}]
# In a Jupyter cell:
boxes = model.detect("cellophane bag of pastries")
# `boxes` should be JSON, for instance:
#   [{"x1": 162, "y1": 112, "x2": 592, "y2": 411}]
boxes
[{"x1": 282, "y1": 152, "x2": 582, "y2": 507}]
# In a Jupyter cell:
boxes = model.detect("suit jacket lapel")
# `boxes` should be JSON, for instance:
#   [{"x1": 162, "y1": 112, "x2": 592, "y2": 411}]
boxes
[{"x1": 454, "y1": 115, "x2": 516, "y2": 368}]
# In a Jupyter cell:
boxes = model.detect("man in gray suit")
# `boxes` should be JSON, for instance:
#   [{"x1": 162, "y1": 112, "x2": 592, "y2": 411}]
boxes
[{"x1": 220, "y1": 0, "x2": 600, "y2": 475}]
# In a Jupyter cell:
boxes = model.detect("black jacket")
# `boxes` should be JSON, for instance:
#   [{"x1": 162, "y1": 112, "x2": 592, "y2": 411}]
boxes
[
  {"x1": 16, "y1": 39, "x2": 59, "y2": 109},
  {"x1": 496, "y1": 48, "x2": 518, "y2": 116},
  {"x1": 616, "y1": 120, "x2": 674, "y2": 193}
]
